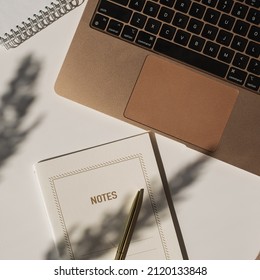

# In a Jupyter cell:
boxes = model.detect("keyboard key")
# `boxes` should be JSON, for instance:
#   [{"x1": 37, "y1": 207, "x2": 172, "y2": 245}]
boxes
[
  {"x1": 202, "y1": 0, "x2": 217, "y2": 7},
  {"x1": 248, "y1": 26, "x2": 260, "y2": 42},
  {"x1": 245, "y1": 74, "x2": 260, "y2": 91},
  {"x1": 218, "y1": 47, "x2": 235, "y2": 63},
  {"x1": 160, "y1": 0, "x2": 175, "y2": 7},
  {"x1": 129, "y1": 0, "x2": 146, "y2": 11},
  {"x1": 231, "y1": 35, "x2": 248, "y2": 52},
  {"x1": 144, "y1": 1, "x2": 160, "y2": 17},
  {"x1": 131, "y1": 12, "x2": 147, "y2": 28},
  {"x1": 187, "y1": 18, "x2": 204, "y2": 35},
  {"x1": 98, "y1": 0, "x2": 132, "y2": 23},
  {"x1": 246, "y1": 41, "x2": 260, "y2": 58},
  {"x1": 245, "y1": 0, "x2": 260, "y2": 8},
  {"x1": 189, "y1": 2, "x2": 206, "y2": 19},
  {"x1": 217, "y1": 0, "x2": 234, "y2": 13},
  {"x1": 233, "y1": 53, "x2": 250, "y2": 69},
  {"x1": 233, "y1": 20, "x2": 250, "y2": 36},
  {"x1": 247, "y1": 58, "x2": 260, "y2": 75},
  {"x1": 154, "y1": 38, "x2": 229, "y2": 77},
  {"x1": 203, "y1": 8, "x2": 220, "y2": 24},
  {"x1": 145, "y1": 18, "x2": 162, "y2": 34},
  {"x1": 203, "y1": 41, "x2": 220, "y2": 57},
  {"x1": 231, "y1": 2, "x2": 248, "y2": 19},
  {"x1": 91, "y1": 14, "x2": 109, "y2": 30},
  {"x1": 172, "y1": 12, "x2": 189, "y2": 28},
  {"x1": 158, "y1": 6, "x2": 175, "y2": 23},
  {"x1": 110, "y1": 0, "x2": 129, "y2": 5},
  {"x1": 159, "y1": 24, "x2": 176, "y2": 40},
  {"x1": 174, "y1": 0, "x2": 191, "y2": 13},
  {"x1": 202, "y1": 24, "x2": 218, "y2": 40},
  {"x1": 188, "y1": 35, "x2": 206, "y2": 52},
  {"x1": 216, "y1": 30, "x2": 233, "y2": 46},
  {"x1": 246, "y1": 8, "x2": 260, "y2": 25},
  {"x1": 227, "y1": 67, "x2": 247, "y2": 85},
  {"x1": 121, "y1": 25, "x2": 138, "y2": 41},
  {"x1": 218, "y1": 14, "x2": 235, "y2": 31},
  {"x1": 136, "y1": 31, "x2": 156, "y2": 48},
  {"x1": 107, "y1": 19, "x2": 123, "y2": 36},
  {"x1": 174, "y1": 29, "x2": 191, "y2": 45}
]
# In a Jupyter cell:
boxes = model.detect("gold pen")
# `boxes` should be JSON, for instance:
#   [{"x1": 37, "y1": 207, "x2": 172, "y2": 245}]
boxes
[{"x1": 115, "y1": 188, "x2": 144, "y2": 260}]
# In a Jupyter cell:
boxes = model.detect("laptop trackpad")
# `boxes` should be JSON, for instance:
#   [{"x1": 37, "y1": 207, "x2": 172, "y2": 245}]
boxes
[{"x1": 124, "y1": 55, "x2": 239, "y2": 151}]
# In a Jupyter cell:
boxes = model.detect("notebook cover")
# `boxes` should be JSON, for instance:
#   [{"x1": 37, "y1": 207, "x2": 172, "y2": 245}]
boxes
[{"x1": 34, "y1": 132, "x2": 187, "y2": 260}]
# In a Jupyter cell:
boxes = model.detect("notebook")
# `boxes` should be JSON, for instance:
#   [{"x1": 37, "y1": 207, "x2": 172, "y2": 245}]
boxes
[
  {"x1": 55, "y1": 0, "x2": 260, "y2": 175},
  {"x1": 0, "y1": 0, "x2": 84, "y2": 49},
  {"x1": 34, "y1": 132, "x2": 187, "y2": 260}
]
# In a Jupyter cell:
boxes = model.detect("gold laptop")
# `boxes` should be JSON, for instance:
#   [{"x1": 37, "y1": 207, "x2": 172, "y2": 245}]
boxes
[{"x1": 55, "y1": 0, "x2": 260, "y2": 175}]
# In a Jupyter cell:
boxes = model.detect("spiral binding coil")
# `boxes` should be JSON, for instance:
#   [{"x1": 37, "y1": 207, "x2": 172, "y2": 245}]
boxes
[{"x1": 0, "y1": 0, "x2": 84, "y2": 50}]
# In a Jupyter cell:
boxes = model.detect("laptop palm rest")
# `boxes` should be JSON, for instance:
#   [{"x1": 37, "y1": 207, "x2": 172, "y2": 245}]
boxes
[{"x1": 124, "y1": 55, "x2": 239, "y2": 152}]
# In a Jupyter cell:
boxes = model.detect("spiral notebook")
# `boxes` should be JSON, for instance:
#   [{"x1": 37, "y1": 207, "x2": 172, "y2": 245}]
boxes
[{"x1": 0, "y1": 0, "x2": 84, "y2": 50}]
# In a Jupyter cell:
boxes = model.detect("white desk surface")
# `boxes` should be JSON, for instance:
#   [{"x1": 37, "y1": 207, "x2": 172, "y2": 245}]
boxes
[{"x1": 0, "y1": 2, "x2": 259, "y2": 260}]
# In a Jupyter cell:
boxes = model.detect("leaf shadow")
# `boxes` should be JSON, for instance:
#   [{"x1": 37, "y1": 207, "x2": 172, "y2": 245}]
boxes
[
  {"x1": 0, "y1": 54, "x2": 43, "y2": 178},
  {"x1": 169, "y1": 156, "x2": 209, "y2": 201}
]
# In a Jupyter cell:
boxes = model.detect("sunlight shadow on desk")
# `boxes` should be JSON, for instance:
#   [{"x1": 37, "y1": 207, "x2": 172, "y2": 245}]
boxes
[
  {"x1": 45, "y1": 155, "x2": 208, "y2": 260},
  {"x1": 0, "y1": 55, "x2": 42, "y2": 179},
  {"x1": 169, "y1": 156, "x2": 209, "y2": 202}
]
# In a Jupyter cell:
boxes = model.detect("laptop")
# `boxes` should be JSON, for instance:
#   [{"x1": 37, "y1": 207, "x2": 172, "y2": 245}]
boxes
[{"x1": 55, "y1": 0, "x2": 260, "y2": 175}]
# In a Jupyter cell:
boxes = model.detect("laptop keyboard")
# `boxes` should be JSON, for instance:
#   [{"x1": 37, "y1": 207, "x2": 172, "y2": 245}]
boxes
[{"x1": 90, "y1": 0, "x2": 260, "y2": 93}]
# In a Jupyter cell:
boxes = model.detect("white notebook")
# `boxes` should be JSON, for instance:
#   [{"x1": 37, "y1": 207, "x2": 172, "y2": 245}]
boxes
[
  {"x1": 0, "y1": 0, "x2": 84, "y2": 49},
  {"x1": 34, "y1": 133, "x2": 186, "y2": 260}
]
